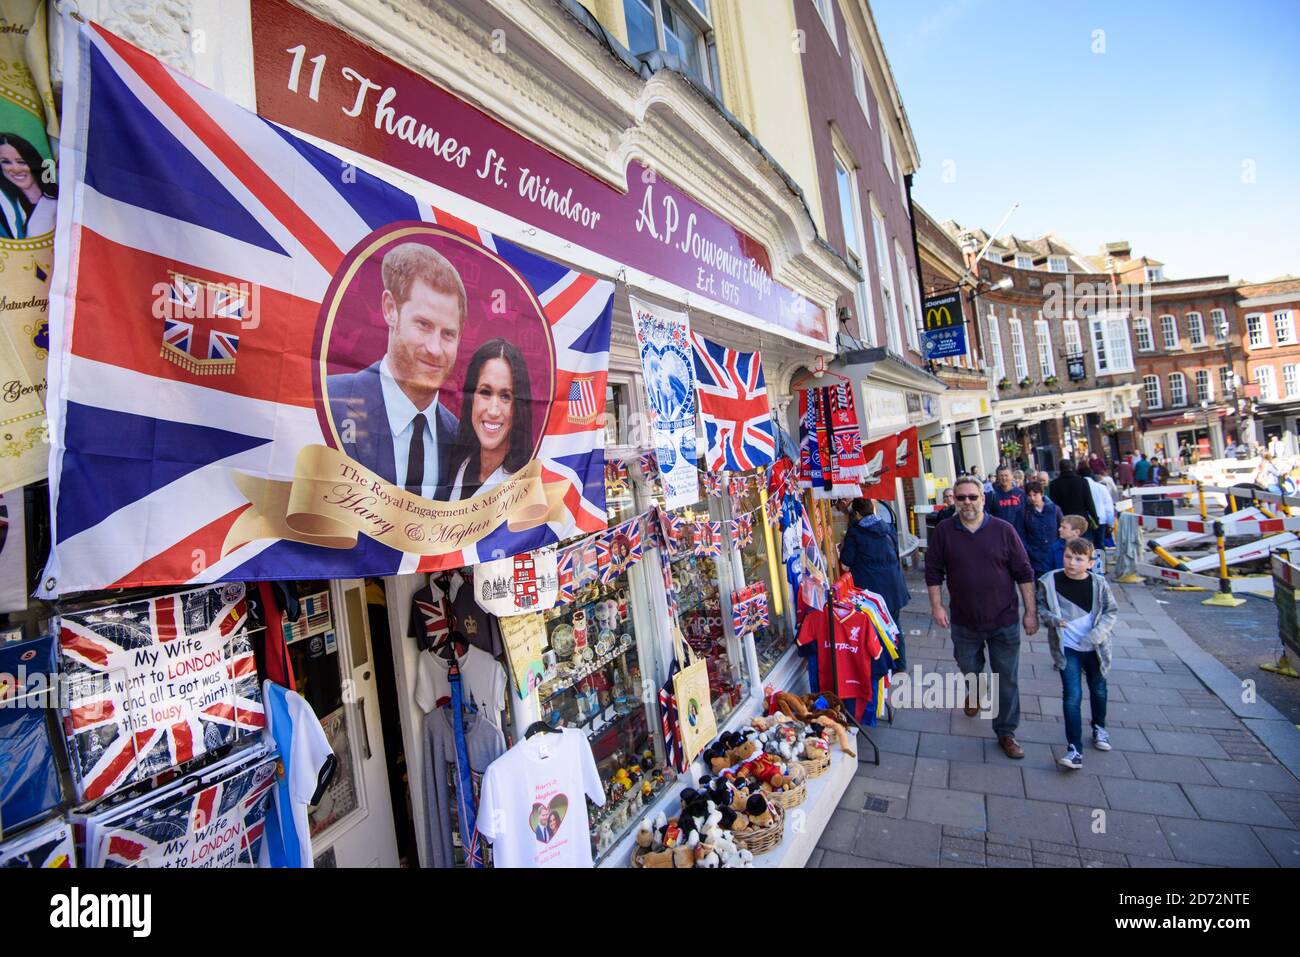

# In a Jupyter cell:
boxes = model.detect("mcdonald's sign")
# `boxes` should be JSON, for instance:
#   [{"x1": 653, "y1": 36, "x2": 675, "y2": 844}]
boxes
[{"x1": 922, "y1": 291, "x2": 967, "y2": 359}]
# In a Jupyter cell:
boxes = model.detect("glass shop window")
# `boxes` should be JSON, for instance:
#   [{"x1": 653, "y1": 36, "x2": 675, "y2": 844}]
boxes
[{"x1": 730, "y1": 479, "x2": 794, "y2": 677}]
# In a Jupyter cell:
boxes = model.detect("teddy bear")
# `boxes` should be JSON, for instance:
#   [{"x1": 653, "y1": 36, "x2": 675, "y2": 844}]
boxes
[
  {"x1": 727, "y1": 736, "x2": 789, "y2": 791},
  {"x1": 745, "y1": 792, "x2": 775, "y2": 828}
]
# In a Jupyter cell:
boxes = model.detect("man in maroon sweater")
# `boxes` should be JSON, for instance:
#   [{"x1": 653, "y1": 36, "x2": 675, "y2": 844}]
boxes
[{"x1": 924, "y1": 475, "x2": 1037, "y2": 759}]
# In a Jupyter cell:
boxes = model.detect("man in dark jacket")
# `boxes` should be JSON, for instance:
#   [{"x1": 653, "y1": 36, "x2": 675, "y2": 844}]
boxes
[
  {"x1": 1048, "y1": 460, "x2": 1099, "y2": 528},
  {"x1": 842, "y1": 498, "x2": 910, "y2": 624},
  {"x1": 1021, "y1": 480, "x2": 1063, "y2": 576},
  {"x1": 986, "y1": 466, "x2": 1026, "y2": 538}
]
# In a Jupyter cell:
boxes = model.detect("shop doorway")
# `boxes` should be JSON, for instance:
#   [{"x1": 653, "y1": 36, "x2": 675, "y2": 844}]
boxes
[{"x1": 294, "y1": 579, "x2": 399, "y2": 868}]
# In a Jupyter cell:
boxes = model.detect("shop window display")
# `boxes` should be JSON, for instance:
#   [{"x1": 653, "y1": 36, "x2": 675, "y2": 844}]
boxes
[
  {"x1": 534, "y1": 480, "x2": 675, "y2": 861},
  {"x1": 730, "y1": 480, "x2": 794, "y2": 676}
]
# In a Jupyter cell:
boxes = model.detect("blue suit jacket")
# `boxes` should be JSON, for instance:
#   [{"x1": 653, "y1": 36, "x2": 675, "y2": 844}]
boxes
[{"x1": 327, "y1": 361, "x2": 459, "y2": 498}]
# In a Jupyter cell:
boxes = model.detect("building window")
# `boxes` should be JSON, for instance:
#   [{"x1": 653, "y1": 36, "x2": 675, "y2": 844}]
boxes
[
  {"x1": 1195, "y1": 369, "x2": 1213, "y2": 403},
  {"x1": 833, "y1": 152, "x2": 875, "y2": 346},
  {"x1": 1256, "y1": 365, "x2": 1277, "y2": 401},
  {"x1": 1035, "y1": 318, "x2": 1056, "y2": 378},
  {"x1": 1211, "y1": 308, "x2": 1228, "y2": 343},
  {"x1": 624, "y1": 0, "x2": 716, "y2": 91},
  {"x1": 988, "y1": 313, "x2": 1005, "y2": 381},
  {"x1": 1134, "y1": 316, "x2": 1153, "y2": 352},
  {"x1": 1160, "y1": 314, "x2": 1179, "y2": 350},
  {"x1": 1274, "y1": 310, "x2": 1296, "y2": 345},
  {"x1": 1145, "y1": 266, "x2": 1164, "y2": 282},
  {"x1": 872, "y1": 207, "x2": 901, "y2": 353},
  {"x1": 1009, "y1": 316, "x2": 1028, "y2": 381},
  {"x1": 849, "y1": 45, "x2": 869, "y2": 119},
  {"x1": 881, "y1": 125, "x2": 895, "y2": 181},
  {"x1": 984, "y1": 248, "x2": 1002, "y2": 263},
  {"x1": 1219, "y1": 366, "x2": 1233, "y2": 397},
  {"x1": 1168, "y1": 373, "x2": 1187, "y2": 407},
  {"x1": 895, "y1": 243, "x2": 919, "y2": 353},
  {"x1": 1048, "y1": 256, "x2": 1068, "y2": 273},
  {"x1": 1286, "y1": 365, "x2": 1300, "y2": 399},
  {"x1": 1064, "y1": 319, "x2": 1083, "y2": 357},
  {"x1": 1090, "y1": 312, "x2": 1134, "y2": 375},
  {"x1": 1186, "y1": 312, "x2": 1205, "y2": 347},
  {"x1": 1143, "y1": 375, "x2": 1162, "y2": 410},
  {"x1": 1247, "y1": 313, "x2": 1268, "y2": 347},
  {"x1": 1015, "y1": 254, "x2": 1033, "y2": 270},
  {"x1": 810, "y1": 0, "x2": 836, "y2": 46}
]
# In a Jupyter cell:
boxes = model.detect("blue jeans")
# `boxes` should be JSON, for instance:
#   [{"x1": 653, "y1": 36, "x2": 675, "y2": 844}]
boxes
[
  {"x1": 1060, "y1": 647, "x2": 1108, "y2": 750},
  {"x1": 950, "y1": 622, "x2": 1021, "y2": 737}
]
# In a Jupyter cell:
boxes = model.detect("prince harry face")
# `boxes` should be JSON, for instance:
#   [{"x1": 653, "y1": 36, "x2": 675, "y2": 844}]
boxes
[{"x1": 380, "y1": 243, "x2": 466, "y2": 410}]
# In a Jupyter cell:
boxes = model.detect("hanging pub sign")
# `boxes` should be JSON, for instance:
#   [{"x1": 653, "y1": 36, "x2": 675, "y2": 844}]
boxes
[
  {"x1": 40, "y1": 21, "x2": 614, "y2": 595},
  {"x1": 248, "y1": 0, "x2": 829, "y2": 348},
  {"x1": 921, "y1": 291, "x2": 966, "y2": 360},
  {"x1": 1067, "y1": 353, "x2": 1087, "y2": 381}
]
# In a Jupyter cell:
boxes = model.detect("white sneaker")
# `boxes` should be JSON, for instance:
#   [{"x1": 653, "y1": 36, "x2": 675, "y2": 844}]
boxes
[
  {"x1": 1093, "y1": 727, "x2": 1112, "y2": 751},
  {"x1": 1058, "y1": 746, "x2": 1083, "y2": 770}
]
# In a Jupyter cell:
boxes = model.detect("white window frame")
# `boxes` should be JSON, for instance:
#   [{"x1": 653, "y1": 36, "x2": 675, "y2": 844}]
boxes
[
  {"x1": 1212, "y1": 308, "x2": 1228, "y2": 343},
  {"x1": 1090, "y1": 311, "x2": 1134, "y2": 376},
  {"x1": 896, "y1": 242, "x2": 920, "y2": 353},
  {"x1": 626, "y1": 0, "x2": 718, "y2": 92},
  {"x1": 1219, "y1": 366, "x2": 1233, "y2": 397},
  {"x1": 1168, "y1": 372, "x2": 1187, "y2": 407},
  {"x1": 1256, "y1": 365, "x2": 1277, "y2": 401},
  {"x1": 1195, "y1": 369, "x2": 1213, "y2": 403},
  {"x1": 1009, "y1": 315, "x2": 1028, "y2": 381},
  {"x1": 881, "y1": 124, "x2": 895, "y2": 181},
  {"x1": 1048, "y1": 256, "x2": 1068, "y2": 273},
  {"x1": 834, "y1": 150, "x2": 876, "y2": 347},
  {"x1": 1274, "y1": 310, "x2": 1296, "y2": 345},
  {"x1": 988, "y1": 313, "x2": 1005, "y2": 381},
  {"x1": 1134, "y1": 316, "x2": 1153, "y2": 352},
  {"x1": 849, "y1": 44, "x2": 869, "y2": 119},
  {"x1": 1015, "y1": 254, "x2": 1034, "y2": 270},
  {"x1": 1247, "y1": 313, "x2": 1269, "y2": 348},
  {"x1": 1145, "y1": 266, "x2": 1164, "y2": 282},
  {"x1": 1186, "y1": 312, "x2": 1205, "y2": 347},
  {"x1": 984, "y1": 248, "x2": 1002, "y2": 263},
  {"x1": 1285, "y1": 365, "x2": 1300, "y2": 399},
  {"x1": 1064, "y1": 318, "x2": 1083, "y2": 358},
  {"x1": 872, "y1": 204, "x2": 901, "y2": 354},
  {"x1": 1160, "y1": 314, "x2": 1179, "y2": 350},
  {"x1": 810, "y1": 0, "x2": 837, "y2": 47},
  {"x1": 1143, "y1": 375, "x2": 1162, "y2": 410},
  {"x1": 1034, "y1": 317, "x2": 1056, "y2": 378}
]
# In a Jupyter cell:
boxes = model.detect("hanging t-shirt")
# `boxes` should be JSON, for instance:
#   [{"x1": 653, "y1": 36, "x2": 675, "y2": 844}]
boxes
[
  {"x1": 449, "y1": 572, "x2": 505, "y2": 659},
  {"x1": 797, "y1": 603, "x2": 880, "y2": 702},
  {"x1": 421, "y1": 708, "x2": 506, "y2": 868},
  {"x1": 408, "y1": 582, "x2": 451, "y2": 653},
  {"x1": 414, "y1": 646, "x2": 507, "y2": 727},
  {"x1": 476, "y1": 728, "x2": 604, "y2": 868},
  {"x1": 260, "y1": 680, "x2": 336, "y2": 868}
]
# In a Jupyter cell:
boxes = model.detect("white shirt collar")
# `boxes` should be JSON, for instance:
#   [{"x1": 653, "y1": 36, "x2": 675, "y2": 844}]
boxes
[{"x1": 379, "y1": 355, "x2": 438, "y2": 437}]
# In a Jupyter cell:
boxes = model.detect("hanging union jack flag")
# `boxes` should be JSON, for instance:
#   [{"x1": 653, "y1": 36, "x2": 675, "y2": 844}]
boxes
[
  {"x1": 40, "y1": 21, "x2": 613, "y2": 597},
  {"x1": 159, "y1": 274, "x2": 248, "y2": 376},
  {"x1": 691, "y1": 332, "x2": 776, "y2": 472},
  {"x1": 57, "y1": 583, "x2": 264, "y2": 802}
]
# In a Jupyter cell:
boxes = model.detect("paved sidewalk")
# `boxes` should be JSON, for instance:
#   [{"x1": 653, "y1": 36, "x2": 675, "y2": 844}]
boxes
[{"x1": 810, "y1": 569, "x2": 1300, "y2": 868}]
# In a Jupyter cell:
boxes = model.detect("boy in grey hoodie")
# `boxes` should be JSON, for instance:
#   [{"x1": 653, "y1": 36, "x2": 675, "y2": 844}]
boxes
[{"x1": 1036, "y1": 537, "x2": 1119, "y2": 769}]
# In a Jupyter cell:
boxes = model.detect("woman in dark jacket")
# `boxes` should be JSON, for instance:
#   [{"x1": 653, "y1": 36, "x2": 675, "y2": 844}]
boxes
[
  {"x1": 1022, "y1": 480, "x2": 1064, "y2": 576},
  {"x1": 840, "y1": 498, "x2": 910, "y2": 623}
]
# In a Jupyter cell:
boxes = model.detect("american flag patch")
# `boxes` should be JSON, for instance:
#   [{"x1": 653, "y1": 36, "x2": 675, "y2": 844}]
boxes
[{"x1": 568, "y1": 376, "x2": 597, "y2": 424}]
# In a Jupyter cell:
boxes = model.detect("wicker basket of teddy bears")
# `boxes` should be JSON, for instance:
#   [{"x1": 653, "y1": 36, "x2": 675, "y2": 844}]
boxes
[
  {"x1": 769, "y1": 767, "x2": 807, "y2": 809},
  {"x1": 799, "y1": 746, "x2": 832, "y2": 780},
  {"x1": 731, "y1": 799, "x2": 783, "y2": 855}
]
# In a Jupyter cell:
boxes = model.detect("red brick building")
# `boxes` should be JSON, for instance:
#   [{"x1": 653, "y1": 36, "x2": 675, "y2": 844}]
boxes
[{"x1": 1238, "y1": 277, "x2": 1300, "y2": 449}]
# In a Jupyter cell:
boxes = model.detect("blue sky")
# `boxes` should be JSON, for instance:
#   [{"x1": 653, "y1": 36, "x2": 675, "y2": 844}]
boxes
[{"x1": 871, "y1": 0, "x2": 1300, "y2": 282}]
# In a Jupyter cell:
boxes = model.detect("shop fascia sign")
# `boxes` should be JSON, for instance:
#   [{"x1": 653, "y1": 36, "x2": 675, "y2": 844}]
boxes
[
  {"x1": 248, "y1": 0, "x2": 830, "y2": 347},
  {"x1": 863, "y1": 384, "x2": 910, "y2": 437}
]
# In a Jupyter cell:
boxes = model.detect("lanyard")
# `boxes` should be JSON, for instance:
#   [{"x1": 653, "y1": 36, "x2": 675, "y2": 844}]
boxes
[{"x1": 448, "y1": 663, "x2": 482, "y2": 868}]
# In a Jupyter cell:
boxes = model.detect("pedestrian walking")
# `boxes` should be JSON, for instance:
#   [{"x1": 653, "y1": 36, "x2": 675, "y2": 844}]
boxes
[
  {"x1": 1022, "y1": 480, "x2": 1063, "y2": 577},
  {"x1": 924, "y1": 476, "x2": 1037, "y2": 759},
  {"x1": 841, "y1": 498, "x2": 910, "y2": 624},
  {"x1": 1086, "y1": 469, "x2": 1116, "y2": 551},
  {"x1": 1036, "y1": 537, "x2": 1119, "y2": 770},
  {"x1": 986, "y1": 466, "x2": 1027, "y2": 538},
  {"x1": 1133, "y1": 453, "x2": 1151, "y2": 485},
  {"x1": 1117, "y1": 454, "x2": 1135, "y2": 490},
  {"x1": 1048, "y1": 460, "x2": 1100, "y2": 529}
]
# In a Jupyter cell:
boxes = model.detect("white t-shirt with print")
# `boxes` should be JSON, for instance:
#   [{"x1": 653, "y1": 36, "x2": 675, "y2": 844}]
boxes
[
  {"x1": 475, "y1": 728, "x2": 605, "y2": 868},
  {"x1": 414, "y1": 645, "x2": 507, "y2": 726}
]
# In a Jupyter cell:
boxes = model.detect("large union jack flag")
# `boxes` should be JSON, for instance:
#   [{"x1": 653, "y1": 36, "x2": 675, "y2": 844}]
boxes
[
  {"x1": 40, "y1": 21, "x2": 612, "y2": 596},
  {"x1": 58, "y1": 583, "x2": 264, "y2": 802},
  {"x1": 690, "y1": 332, "x2": 775, "y2": 472}
]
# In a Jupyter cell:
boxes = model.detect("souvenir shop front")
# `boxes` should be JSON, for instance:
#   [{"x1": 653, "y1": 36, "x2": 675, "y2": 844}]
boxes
[{"x1": 0, "y1": 1, "x2": 896, "y2": 871}]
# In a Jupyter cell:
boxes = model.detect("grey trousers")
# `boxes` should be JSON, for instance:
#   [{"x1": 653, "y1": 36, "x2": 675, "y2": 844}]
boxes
[{"x1": 950, "y1": 622, "x2": 1021, "y2": 737}]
